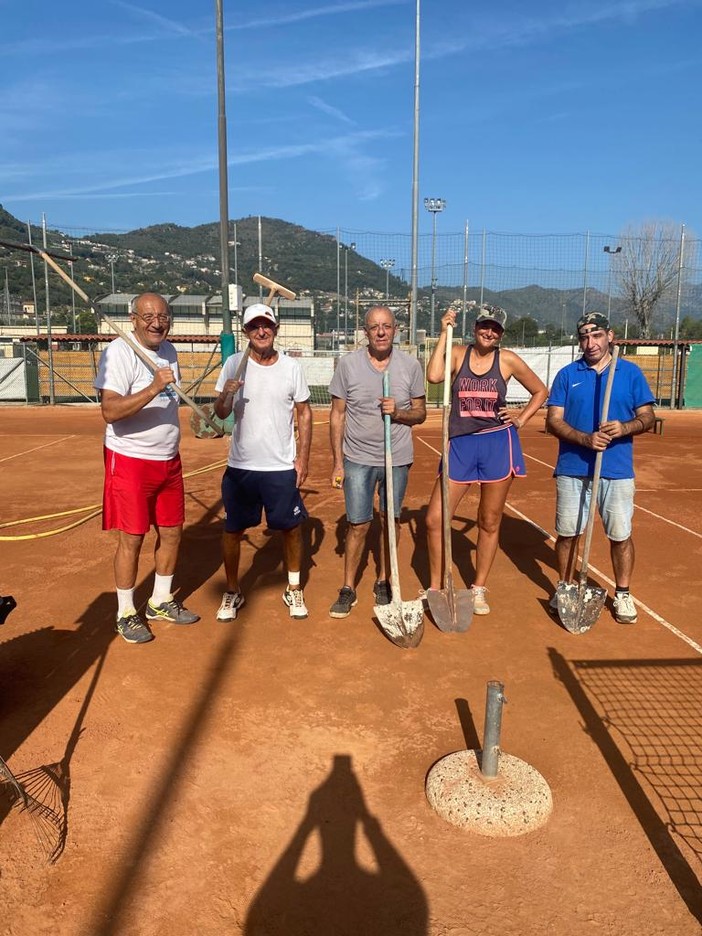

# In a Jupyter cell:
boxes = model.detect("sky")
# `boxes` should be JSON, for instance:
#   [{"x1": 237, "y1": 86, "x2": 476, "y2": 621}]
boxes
[{"x1": 1, "y1": 0, "x2": 701, "y2": 242}]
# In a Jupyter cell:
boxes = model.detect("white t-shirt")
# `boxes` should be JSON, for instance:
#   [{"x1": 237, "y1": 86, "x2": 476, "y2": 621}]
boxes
[
  {"x1": 94, "y1": 337, "x2": 181, "y2": 460},
  {"x1": 215, "y1": 351, "x2": 310, "y2": 471}
]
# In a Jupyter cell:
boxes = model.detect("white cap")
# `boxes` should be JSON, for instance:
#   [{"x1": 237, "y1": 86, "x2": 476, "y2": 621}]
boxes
[{"x1": 243, "y1": 303, "x2": 277, "y2": 327}]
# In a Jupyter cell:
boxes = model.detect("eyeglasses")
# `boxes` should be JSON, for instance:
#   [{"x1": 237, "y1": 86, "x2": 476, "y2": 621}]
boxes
[
  {"x1": 245, "y1": 321, "x2": 275, "y2": 333},
  {"x1": 366, "y1": 323, "x2": 395, "y2": 333},
  {"x1": 133, "y1": 313, "x2": 171, "y2": 325}
]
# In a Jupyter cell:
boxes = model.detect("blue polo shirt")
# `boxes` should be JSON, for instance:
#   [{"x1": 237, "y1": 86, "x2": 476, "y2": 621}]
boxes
[{"x1": 548, "y1": 358, "x2": 654, "y2": 479}]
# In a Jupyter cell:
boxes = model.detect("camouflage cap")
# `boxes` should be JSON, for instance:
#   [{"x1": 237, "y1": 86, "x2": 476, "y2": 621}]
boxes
[
  {"x1": 576, "y1": 311, "x2": 610, "y2": 334},
  {"x1": 475, "y1": 305, "x2": 507, "y2": 330}
]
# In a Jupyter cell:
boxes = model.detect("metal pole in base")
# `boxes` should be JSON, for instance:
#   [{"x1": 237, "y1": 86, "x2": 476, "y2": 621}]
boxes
[{"x1": 481, "y1": 680, "x2": 506, "y2": 779}]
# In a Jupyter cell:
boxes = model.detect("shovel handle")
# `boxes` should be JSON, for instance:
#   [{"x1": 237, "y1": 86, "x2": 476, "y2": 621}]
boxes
[
  {"x1": 578, "y1": 345, "x2": 619, "y2": 586},
  {"x1": 382, "y1": 371, "x2": 401, "y2": 598},
  {"x1": 441, "y1": 325, "x2": 454, "y2": 602},
  {"x1": 101, "y1": 315, "x2": 224, "y2": 437}
]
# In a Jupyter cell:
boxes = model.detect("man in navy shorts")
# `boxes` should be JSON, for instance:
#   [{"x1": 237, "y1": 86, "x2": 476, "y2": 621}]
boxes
[
  {"x1": 214, "y1": 304, "x2": 312, "y2": 621},
  {"x1": 95, "y1": 292, "x2": 199, "y2": 644},
  {"x1": 547, "y1": 311, "x2": 655, "y2": 623}
]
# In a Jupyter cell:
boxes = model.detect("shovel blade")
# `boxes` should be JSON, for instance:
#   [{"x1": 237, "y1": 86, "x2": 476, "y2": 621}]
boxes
[
  {"x1": 375, "y1": 600, "x2": 425, "y2": 649},
  {"x1": 189, "y1": 403, "x2": 227, "y2": 439},
  {"x1": 426, "y1": 588, "x2": 474, "y2": 633},
  {"x1": 556, "y1": 582, "x2": 607, "y2": 635}
]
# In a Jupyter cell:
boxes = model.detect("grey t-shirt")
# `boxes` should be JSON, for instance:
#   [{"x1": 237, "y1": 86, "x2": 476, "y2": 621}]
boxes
[{"x1": 329, "y1": 348, "x2": 425, "y2": 467}]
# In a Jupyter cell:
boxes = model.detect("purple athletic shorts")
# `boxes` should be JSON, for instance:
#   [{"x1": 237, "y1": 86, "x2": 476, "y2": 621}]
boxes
[{"x1": 447, "y1": 424, "x2": 526, "y2": 483}]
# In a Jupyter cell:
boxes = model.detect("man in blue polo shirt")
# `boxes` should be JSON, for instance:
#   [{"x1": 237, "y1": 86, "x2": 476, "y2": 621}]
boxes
[{"x1": 546, "y1": 311, "x2": 655, "y2": 624}]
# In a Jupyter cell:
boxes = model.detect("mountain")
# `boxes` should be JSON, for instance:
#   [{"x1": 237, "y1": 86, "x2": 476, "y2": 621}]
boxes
[{"x1": 1, "y1": 205, "x2": 699, "y2": 337}]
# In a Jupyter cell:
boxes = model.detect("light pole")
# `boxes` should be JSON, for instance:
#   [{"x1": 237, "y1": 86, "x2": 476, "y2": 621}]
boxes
[
  {"x1": 341, "y1": 242, "x2": 356, "y2": 346},
  {"x1": 424, "y1": 196, "x2": 445, "y2": 336},
  {"x1": 603, "y1": 245, "x2": 621, "y2": 319},
  {"x1": 228, "y1": 225, "x2": 241, "y2": 284},
  {"x1": 380, "y1": 259, "x2": 395, "y2": 300},
  {"x1": 107, "y1": 254, "x2": 117, "y2": 294}
]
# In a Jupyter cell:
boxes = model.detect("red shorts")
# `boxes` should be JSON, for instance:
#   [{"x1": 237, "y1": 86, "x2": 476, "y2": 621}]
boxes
[{"x1": 102, "y1": 448, "x2": 185, "y2": 535}]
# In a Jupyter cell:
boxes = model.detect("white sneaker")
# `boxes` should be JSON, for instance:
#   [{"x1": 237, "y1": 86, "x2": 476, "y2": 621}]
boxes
[
  {"x1": 549, "y1": 582, "x2": 566, "y2": 614},
  {"x1": 613, "y1": 592, "x2": 637, "y2": 624},
  {"x1": 283, "y1": 586, "x2": 308, "y2": 619},
  {"x1": 471, "y1": 585, "x2": 490, "y2": 615},
  {"x1": 216, "y1": 591, "x2": 245, "y2": 621}
]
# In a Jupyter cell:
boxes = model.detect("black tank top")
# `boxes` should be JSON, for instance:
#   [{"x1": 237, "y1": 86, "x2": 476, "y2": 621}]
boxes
[{"x1": 448, "y1": 347, "x2": 508, "y2": 438}]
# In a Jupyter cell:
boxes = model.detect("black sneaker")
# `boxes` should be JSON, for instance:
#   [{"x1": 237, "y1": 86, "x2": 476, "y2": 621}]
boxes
[
  {"x1": 373, "y1": 580, "x2": 392, "y2": 606},
  {"x1": 329, "y1": 586, "x2": 358, "y2": 619},
  {"x1": 115, "y1": 611, "x2": 154, "y2": 644}
]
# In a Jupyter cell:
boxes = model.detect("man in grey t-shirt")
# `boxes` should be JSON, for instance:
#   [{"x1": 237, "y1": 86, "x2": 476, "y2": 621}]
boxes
[{"x1": 328, "y1": 305, "x2": 426, "y2": 618}]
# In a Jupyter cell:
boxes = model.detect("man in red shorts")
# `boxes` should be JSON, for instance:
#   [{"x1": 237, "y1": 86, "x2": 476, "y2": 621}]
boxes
[{"x1": 95, "y1": 292, "x2": 199, "y2": 644}]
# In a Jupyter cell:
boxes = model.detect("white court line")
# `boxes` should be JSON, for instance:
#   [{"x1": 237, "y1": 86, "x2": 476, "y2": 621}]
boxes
[
  {"x1": 0, "y1": 435, "x2": 76, "y2": 465},
  {"x1": 416, "y1": 434, "x2": 702, "y2": 655}
]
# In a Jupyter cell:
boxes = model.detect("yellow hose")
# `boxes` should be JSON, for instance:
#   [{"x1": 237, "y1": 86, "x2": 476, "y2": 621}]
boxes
[{"x1": 0, "y1": 458, "x2": 229, "y2": 541}]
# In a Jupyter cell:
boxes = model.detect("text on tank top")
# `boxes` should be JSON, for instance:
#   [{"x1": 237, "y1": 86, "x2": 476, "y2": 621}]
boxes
[{"x1": 448, "y1": 346, "x2": 508, "y2": 437}]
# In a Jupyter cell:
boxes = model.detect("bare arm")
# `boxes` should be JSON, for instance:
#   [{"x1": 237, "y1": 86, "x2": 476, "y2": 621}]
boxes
[
  {"x1": 330, "y1": 396, "x2": 347, "y2": 487},
  {"x1": 99, "y1": 366, "x2": 174, "y2": 424},
  {"x1": 426, "y1": 309, "x2": 463, "y2": 384},
  {"x1": 546, "y1": 404, "x2": 611, "y2": 452},
  {"x1": 498, "y1": 351, "x2": 548, "y2": 429},
  {"x1": 381, "y1": 395, "x2": 427, "y2": 426},
  {"x1": 294, "y1": 400, "x2": 312, "y2": 487},
  {"x1": 600, "y1": 403, "x2": 656, "y2": 439},
  {"x1": 213, "y1": 378, "x2": 243, "y2": 419}
]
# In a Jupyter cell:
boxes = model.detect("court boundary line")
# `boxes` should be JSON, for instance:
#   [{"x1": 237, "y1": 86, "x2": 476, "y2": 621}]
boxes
[{"x1": 0, "y1": 435, "x2": 76, "y2": 465}]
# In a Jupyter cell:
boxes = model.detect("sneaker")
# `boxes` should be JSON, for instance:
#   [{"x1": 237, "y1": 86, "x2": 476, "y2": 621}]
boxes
[
  {"x1": 471, "y1": 585, "x2": 490, "y2": 615},
  {"x1": 283, "y1": 586, "x2": 309, "y2": 619},
  {"x1": 549, "y1": 583, "x2": 566, "y2": 614},
  {"x1": 613, "y1": 592, "x2": 637, "y2": 624},
  {"x1": 373, "y1": 580, "x2": 392, "y2": 606},
  {"x1": 115, "y1": 611, "x2": 154, "y2": 644},
  {"x1": 216, "y1": 591, "x2": 245, "y2": 621},
  {"x1": 145, "y1": 597, "x2": 200, "y2": 625},
  {"x1": 329, "y1": 586, "x2": 357, "y2": 619}
]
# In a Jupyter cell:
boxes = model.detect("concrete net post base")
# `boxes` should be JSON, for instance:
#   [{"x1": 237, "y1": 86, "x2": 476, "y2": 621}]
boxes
[{"x1": 425, "y1": 750, "x2": 553, "y2": 837}]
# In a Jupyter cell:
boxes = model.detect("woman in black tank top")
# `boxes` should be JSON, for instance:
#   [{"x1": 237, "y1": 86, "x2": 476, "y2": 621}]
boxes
[{"x1": 423, "y1": 307, "x2": 548, "y2": 615}]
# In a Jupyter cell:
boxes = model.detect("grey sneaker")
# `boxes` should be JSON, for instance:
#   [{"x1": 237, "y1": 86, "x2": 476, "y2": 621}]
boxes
[
  {"x1": 373, "y1": 580, "x2": 392, "y2": 606},
  {"x1": 216, "y1": 591, "x2": 245, "y2": 621},
  {"x1": 145, "y1": 597, "x2": 200, "y2": 625},
  {"x1": 115, "y1": 611, "x2": 154, "y2": 644},
  {"x1": 613, "y1": 592, "x2": 637, "y2": 624},
  {"x1": 471, "y1": 585, "x2": 490, "y2": 615},
  {"x1": 283, "y1": 586, "x2": 308, "y2": 619},
  {"x1": 329, "y1": 586, "x2": 357, "y2": 618}
]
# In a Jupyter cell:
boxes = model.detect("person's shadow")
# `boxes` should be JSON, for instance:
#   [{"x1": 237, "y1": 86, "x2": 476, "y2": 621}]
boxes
[{"x1": 244, "y1": 754, "x2": 428, "y2": 935}]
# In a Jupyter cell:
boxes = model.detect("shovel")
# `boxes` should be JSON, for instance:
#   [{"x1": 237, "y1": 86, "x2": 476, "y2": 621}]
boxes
[
  {"x1": 374, "y1": 372, "x2": 425, "y2": 648},
  {"x1": 426, "y1": 323, "x2": 474, "y2": 632},
  {"x1": 189, "y1": 346, "x2": 251, "y2": 439},
  {"x1": 557, "y1": 345, "x2": 619, "y2": 634}
]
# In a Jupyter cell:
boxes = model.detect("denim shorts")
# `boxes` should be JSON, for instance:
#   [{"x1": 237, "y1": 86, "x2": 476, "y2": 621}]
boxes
[
  {"x1": 343, "y1": 458, "x2": 410, "y2": 524},
  {"x1": 555, "y1": 476, "x2": 635, "y2": 542}
]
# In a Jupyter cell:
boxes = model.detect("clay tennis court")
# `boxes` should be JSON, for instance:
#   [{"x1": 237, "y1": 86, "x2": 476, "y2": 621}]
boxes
[{"x1": 1, "y1": 404, "x2": 700, "y2": 935}]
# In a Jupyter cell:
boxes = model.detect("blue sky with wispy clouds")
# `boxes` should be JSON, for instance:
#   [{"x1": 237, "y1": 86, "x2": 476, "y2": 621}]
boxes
[{"x1": 1, "y1": 0, "x2": 700, "y2": 238}]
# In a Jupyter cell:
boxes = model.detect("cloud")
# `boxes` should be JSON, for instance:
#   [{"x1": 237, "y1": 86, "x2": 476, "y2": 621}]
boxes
[
  {"x1": 231, "y1": 0, "x2": 407, "y2": 32},
  {"x1": 0, "y1": 129, "x2": 400, "y2": 203},
  {"x1": 110, "y1": 0, "x2": 201, "y2": 38},
  {"x1": 308, "y1": 96, "x2": 356, "y2": 125}
]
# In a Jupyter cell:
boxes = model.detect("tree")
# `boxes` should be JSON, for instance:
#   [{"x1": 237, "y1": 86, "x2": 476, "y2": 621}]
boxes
[{"x1": 615, "y1": 220, "x2": 685, "y2": 338}]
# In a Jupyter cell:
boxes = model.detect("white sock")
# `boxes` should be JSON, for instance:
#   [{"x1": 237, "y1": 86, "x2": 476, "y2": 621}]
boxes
[
  {"x1": 117, "y1": 588, "x2": 135, "y2": 618},
  {"x1": 151, "y1": 574, "x2": 173, "y2": 605},
  {"x1": 288, "y1": 570, "x2": 300, "y2": 588}
]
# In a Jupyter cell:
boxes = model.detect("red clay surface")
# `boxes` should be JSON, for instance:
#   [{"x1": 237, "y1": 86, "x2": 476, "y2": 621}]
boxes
[{"x1": 1, "y1": 404, "x2": 701, "y2": 936}]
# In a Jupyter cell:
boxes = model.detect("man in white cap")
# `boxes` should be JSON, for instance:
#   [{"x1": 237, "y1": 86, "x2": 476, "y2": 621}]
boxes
[{"x1": 213, "y1": 303, "x2": 312, "y2": 621}]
